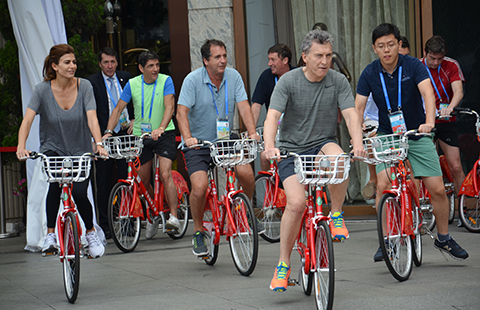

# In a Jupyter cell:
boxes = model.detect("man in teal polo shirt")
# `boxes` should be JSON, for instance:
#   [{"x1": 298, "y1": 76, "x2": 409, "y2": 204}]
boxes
[{"x1": 104, "y1": 50, "x2": 180, "y2": 239}]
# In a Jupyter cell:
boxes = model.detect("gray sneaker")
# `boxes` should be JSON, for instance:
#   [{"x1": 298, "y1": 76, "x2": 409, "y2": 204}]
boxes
[
  {"x1": 165, "y1": 215, "x2": 180, "y2": 233},
  {"x1": 145, "y1": 216, "x2": 160, "y2": 239},
  {"x1": 192, "y1": 231, "x2": 208, "y2": 256}
]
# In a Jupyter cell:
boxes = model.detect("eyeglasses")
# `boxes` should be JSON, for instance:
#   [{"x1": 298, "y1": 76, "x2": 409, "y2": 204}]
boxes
[{"x1": 375, "y1": 42, "x2": 398, "y2": 50}]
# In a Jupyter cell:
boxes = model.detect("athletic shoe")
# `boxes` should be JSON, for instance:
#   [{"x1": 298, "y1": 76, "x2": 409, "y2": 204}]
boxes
[
  {"x1": 433, "y1": 237, "x2": 469, "y2": 260},
  {"x1": 145, "y1": 216, "x2": 160, "y2": 239},
  {"x1": 165, "y1": 215, "x2": 180, "y2": 233},
  {"x1": 86, "y1": 231, "x2": 105, "y2": 258},
  {"x1": 192, "y1": 231, "x2": 208, "y2": 256},
  {"x1": 374, "y1": 245, "x2": 384, "y2": 262},
  {"x1": 329, "y1": 212, "x2": 349, "y2": 241},
  {"x1": 42, "y1": 233, "x2": 59, "y2": 254},
  {"x1": 256, "y1": 218, "x2": 266, "y2": 234},
  {"x1": 270, "y1": 261, "x2": 291, "y2": 292},
  {"x1": 362, "y1": 181, "x2": 376, "y2": 200}
]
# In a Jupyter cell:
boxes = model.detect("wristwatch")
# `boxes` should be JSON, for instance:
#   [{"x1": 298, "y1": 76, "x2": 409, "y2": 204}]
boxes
[{"x1": 104, "y1": 129, "x2": 114, "y2": 135}]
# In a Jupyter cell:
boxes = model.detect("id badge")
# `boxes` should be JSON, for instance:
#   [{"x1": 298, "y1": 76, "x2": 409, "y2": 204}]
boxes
[
  {"x1": 119, "y1": 111, "x2": 128, "y2": 130},
  {"x1": 141, "y1": 122, "x2": 152, "y2": 134},
  {"x1": 389, "y1": 110, "x2": 407, "y2": 134},
  {"x1": 217, "y1": 119, "x2": 229, "y2": 140},
  {"x1": 439, "y1": 102, "x2": 450, "y2": 120}
]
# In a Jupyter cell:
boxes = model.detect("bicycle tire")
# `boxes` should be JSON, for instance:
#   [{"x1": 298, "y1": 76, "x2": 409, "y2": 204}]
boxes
[
  {"x1": 412, "y1": 199, "x2": 422, "y2": 267},
  {"x1": 203, "y1": 208, "x2": 219, "y2": 265},
  {"x1": 168, "y1": 192, "x2": 190, "y2": 239},
  {"x1": 458, "y1": 194, "x2": 480, "y2": 232},
  {"x1": 298, "y1": 216, "x2": 313, "y2": 295},
  {"x1": 253, "y1": 174, "x2": 283, "y2": 243},
  {"x1": 63, "y1": 211, "x2": 80, "y2": 303},
  {"x1": 447, "y1": 191, "x2": 455, "y2": 224},
  {"x1": 377, "y1": 193, "x2": 413, "y2": 282},
  {"x1": 314, "y1": 220, "x2": 334, "y2": 310},
  {"x1": 108, "y1": 182, "x2": 141, "y2": 252},
  {"x1": 228, "y1": 192, "x2": 259, "y2": 276}
]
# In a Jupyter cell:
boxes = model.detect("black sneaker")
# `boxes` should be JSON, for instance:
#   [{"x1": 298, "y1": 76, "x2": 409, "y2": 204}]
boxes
[
  {"x1": 192, "y1": 231, "x2": 208, "y2": 256},
  {"x1": 247, "y1": 213, "x2": 265, "y2": 235},
  {"x1": 373, "y1": 245, "x2": 384, "y2": 262},
  {"x1": 434, "y1": 237, "x2": 468, "y2": 260}
]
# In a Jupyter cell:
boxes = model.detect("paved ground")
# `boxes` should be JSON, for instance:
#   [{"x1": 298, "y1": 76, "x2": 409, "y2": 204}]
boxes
[{"x1": 1, "y1": 219, "x2": 479, "y2": 310}]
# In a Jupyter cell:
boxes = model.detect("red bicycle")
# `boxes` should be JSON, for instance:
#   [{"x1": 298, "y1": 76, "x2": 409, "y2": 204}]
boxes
[
  {"x1": 283, "y1": 152, "x2": 351, "y2": 310},
  {"x1": 25, "y1": 152, "x2": 97, "y2": 303},
  {"x1": 104, "y1": 134, "x2": 190, "y2": 253},
  {"x1": 189, "y1": 138, "x2": 259, "y2": 276}
]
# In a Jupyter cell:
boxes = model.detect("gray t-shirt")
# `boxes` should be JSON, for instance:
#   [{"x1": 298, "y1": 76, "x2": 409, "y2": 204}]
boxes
[
  {"x1": 269, "y1": 68, "x2": 354, "y2": 153},
  {"x1": 28, "y1": 78, "x2": 96, "y2": 155}
]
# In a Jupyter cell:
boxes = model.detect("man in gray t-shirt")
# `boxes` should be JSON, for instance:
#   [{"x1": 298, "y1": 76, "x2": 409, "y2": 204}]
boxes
[{"x1": 265, "y1": 30, "x2": 366, "y2": 292}]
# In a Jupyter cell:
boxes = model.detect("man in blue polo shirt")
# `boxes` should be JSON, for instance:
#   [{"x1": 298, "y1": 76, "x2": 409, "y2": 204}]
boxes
[{"x1": 355, "y1": 23, "x2": 468, "y2": 261}]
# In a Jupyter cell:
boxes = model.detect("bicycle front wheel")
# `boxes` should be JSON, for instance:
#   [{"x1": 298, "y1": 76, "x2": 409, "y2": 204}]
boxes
[
  {"x1": 412, "y1": 199, "x2": 422, "y2": 267},
  {"x1": 168, "y1": 192, "x2": 190, "y2": 240},
  {"x1": 63, "y1": 211, "x2": 80, "y2": 303},
  {"x1": 314, "y1": 220, "x2": 334, "y2": 310},
  {"x1": 228, "y1": 192, "x2": 259, "y2": 276},
  {"x1": 458, "y1": 194, "x2": 480, "y2": 232},
  {"x1": 377, "y1": 193, "x2": 413, "y2": 282},
  {"x1": 108, "y1": 183, "x2": 141, "y2": 252},
  {"x1": 253, "y1": 174, "x2": 283, "y2": 243}
]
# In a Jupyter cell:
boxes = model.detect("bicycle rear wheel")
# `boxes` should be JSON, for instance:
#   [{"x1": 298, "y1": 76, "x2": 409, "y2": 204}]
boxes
[
  {"x1": 229, "y1": 192, "x2": 259, "y2": 276},
  {"x1": 253, "y1": 174, "x2": 283, "y2": 243},
  {"x1": 412, "y1": 200, "x2": 422, "y2": 267},
  {"x1": 108, "y1": 183, "x2": 141, "y2": 252},
  {"x1": 458, "y1": 194, "x2": 480, "y2": 232},
  {"x1": 203, "y1": 208, "x2": 219, "y2": 265},
  {"x1": 377, "y1": 193, "x2": 413, "y2": 282},
  {"x1": 314, "y1": 220, "x2": 334, "y2": 310},
  {"x1": 168, "y1": 192, "x2": 190, "y2": 239},
  {"x1": 63, "y1": 211, "x2": 80, "y2": 303},
  {"x1": 298, "y1": 216, "x2": 313, "y2": 295}
]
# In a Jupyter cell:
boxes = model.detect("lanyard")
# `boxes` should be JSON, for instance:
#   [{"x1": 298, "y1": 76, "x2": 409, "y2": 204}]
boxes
[
  {"x1": 103, "y1": 76, "x2": 122, "y2": 107},
  {"x1": 208, "y1": 79, "x2": 228, "y2": 119},
  {"x1": 274, "y1": 76, "x2": 278, "y2": 84},
  {"x1": 141, "y1": 75, "x2": 158, "y2": 119},
  {"x1": 424, "y1": 61, "x2": 450, "y2": 102},
  {"x1": 379, "y1": 66, "x2": 402, "y2": 113}
]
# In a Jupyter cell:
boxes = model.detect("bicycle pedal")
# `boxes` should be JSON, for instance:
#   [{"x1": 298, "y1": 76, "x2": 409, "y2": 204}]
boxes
[
  {"x1": 198, "y1": 255, "x2": 210, "y2": 260},
  {"x1": 42, "y1": 250, "x2": 58, "y2": 257},
  {"x1": 287, "y1": 279, "x2": 298, "y2": 286}
]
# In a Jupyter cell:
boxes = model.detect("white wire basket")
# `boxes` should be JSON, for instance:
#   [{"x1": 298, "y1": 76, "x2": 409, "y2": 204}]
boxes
[
  {"x1": 103, "y1": 135, "x2": 143, "y2": 159},
  {"x1": 294, "y1": 154, "x2": 351, "y2": 185},
  {"x1": 362, "y1": 133, "x2": 409, "y2": 164},
  {"x1": 210, "y1": 139, "x2": 258, "y2": 167},
  {"x1": 40, "y1": 154, "x2": 92, "y2": 183}
]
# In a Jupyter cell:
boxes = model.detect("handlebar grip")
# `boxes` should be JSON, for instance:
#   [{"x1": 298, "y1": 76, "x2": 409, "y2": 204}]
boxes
[{"x1": 196, "y1": 138, "x2": 203, "y2": 145}]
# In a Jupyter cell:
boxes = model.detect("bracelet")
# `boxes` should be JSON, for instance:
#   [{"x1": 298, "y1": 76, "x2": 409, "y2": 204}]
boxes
[
  {"x1": 104, "y1": 129, "x2": 114, "y2": 135},
  {"x1": 96, "y1": 142, "x2": 104, "y2": 147},
  {"x1": 159, "y1": 127, "x2": 164, "y2": 131}
]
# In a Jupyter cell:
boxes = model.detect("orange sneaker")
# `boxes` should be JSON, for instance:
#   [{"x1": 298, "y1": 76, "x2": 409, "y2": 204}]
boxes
[
  {"x1": 330, "y1": 212, "x2": 349, "y2": 241},
  {"x1": 269, "y1": 261, "x2": 290, "y2": 292}
]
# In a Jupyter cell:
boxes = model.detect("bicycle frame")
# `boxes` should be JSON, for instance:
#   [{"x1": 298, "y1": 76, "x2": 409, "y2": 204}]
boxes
[
  {"x1": 204, "y1": 165, "x2": 245, "y2": 244},
  {"x1": 57, "y1": 183, "x2": 82, "y2": 261},
  {"x1": 296, "y1": 185, "x2": 330, "y2": 275},
  {"x1": 382, "y1": 160, "x2": 420, "y2": 238},
  {"x1": 257, "y1": 160, "x2": 287, "y2": 209}
]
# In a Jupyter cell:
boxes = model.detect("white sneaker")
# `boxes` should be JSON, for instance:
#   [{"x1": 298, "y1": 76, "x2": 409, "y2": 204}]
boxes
[
  {"x1": 145, "y1": 216, "x2": 160, "y2": 239},
  {"x1": 165, "y1": 215, "x2": 180, "y2": 233},
  {"x1": 86, "y1": 231, "x2": 105, "y2": 258},
  {"x1": 42, "y1": 233, "x2": 59, "y2": 253}
]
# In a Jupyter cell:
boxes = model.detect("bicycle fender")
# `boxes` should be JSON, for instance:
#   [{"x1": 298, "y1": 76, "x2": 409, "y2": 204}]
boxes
[
  {"x1": 406, "y1": 179, "x2": 420, "y2": 207},
  {"x1": 382, "y1": 189, "x2": 398, "y2": 196},
  {"x1": 439, "y1": 155, "x2": 453, "y2": 182},
  {"x1": 172, "y1": 170, "x2": 190, "y2": 198},
  {"x1": 257, "y1": 171, "x2": 272, "y2": 176}
]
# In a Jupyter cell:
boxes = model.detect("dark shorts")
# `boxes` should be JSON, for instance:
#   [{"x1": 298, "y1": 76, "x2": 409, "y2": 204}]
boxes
[
  {"x1": 435, "y1": 122, "x2": 459, "y2": 147},
  {"x1": 182, "y1": 148, "x2": 212, "y2": 176},
  {"x1": 139, "y1": 130, "x2": 176, "y2": 164},
  {"x1": 277, "y1": 140, "x2": 336, "y2": 183}
]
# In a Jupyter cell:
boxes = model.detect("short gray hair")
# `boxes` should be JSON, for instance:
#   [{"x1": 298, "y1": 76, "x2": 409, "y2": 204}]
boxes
[{"x1": 301, "y1": 30, "x2": 334, "y2": 55}]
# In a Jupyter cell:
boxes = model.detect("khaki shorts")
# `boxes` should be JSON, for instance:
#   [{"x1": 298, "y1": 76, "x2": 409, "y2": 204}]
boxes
[{"x1": 375, "y1": 134, "x2": 441, "y2": 178}]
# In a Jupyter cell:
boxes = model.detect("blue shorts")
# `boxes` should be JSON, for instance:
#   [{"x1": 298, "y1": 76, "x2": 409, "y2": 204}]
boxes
[{"x1": 278, "y1": 140, "x2": 336, "y2": 183}]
